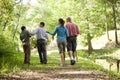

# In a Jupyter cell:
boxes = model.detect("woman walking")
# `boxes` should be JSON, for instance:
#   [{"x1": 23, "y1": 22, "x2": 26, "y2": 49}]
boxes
[{"x1": 47, "y1": 18, "x2": 69, "y2": 66}]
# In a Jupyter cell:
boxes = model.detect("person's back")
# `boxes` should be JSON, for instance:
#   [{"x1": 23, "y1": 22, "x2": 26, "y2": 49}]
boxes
[
  {"x1": 66, "y1": 17, "x2": 80, "y2": 65},
  {"x1": 35, "y1": 27, "x2": 48, "y2": 40},
  {"x1": 20, "y1": 29, "x2": 30, "y2": 44},
  {"x1": 30, "y1": 22, "x2": 48, "y2": 64},
  {"x1": 47, "y1": 18, "x2": 69, "y2": 66},
  {"x1": 55, "y1": 26, "x2": 68, "y2": 41},
  {"x1": 66, "y1": 22, "x2": 79, "y2": 37},
  {"x1": 20, "y1": 26, "x2": 31, "y2": 64}
]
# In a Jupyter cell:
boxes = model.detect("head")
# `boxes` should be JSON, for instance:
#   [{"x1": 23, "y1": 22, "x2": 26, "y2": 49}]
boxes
[
  {"x1": 40, "y1": 22, "x2": 45, "y2": 27},
  {"x1": 58, "y1": 18, "x2": 65, "y2": 26},
  {"x1": 21, "y1": 26, "x2": 26, "y2": 31},
  {"x1": 66, "y1": 17, "x2": 72, "y2": 22}
]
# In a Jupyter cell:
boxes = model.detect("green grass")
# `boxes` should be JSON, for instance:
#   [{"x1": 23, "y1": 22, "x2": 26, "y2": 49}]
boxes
[
  {"x1": 1, "y1": 49, "x2": 120, "y2": 79},
  {"x1": 0, "y1": 50, "x2": 104, "y2": 72}
]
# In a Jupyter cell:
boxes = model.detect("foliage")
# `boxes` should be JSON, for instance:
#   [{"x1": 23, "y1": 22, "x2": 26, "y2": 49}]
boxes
[{"x1": 0, "y1": 0, "x2": 120, "y2": 79}]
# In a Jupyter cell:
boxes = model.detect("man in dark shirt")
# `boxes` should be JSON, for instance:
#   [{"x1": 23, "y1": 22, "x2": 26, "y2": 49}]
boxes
[{"x1": 20, "y1": 26, "x2": 31, "y2": 64}]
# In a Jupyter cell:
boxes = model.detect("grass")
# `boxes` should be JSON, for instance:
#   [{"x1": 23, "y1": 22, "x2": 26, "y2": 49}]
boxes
[{"x1": 1, "y1": 48, "x2": 120, "y2": 79}]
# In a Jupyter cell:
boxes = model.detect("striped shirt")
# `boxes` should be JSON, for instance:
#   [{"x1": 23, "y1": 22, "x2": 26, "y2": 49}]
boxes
[{"x1": 66, "y1": 22, "x2": 80, "y2": 37}]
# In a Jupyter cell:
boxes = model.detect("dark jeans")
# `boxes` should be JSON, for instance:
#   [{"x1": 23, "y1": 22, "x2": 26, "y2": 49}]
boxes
[
  {"x1": 37, "y1": 39, "x2": 47, "y2": 64},
  {"x1": 67, "y1": 36, "x2": 77, "y2": 52},
  {"x1": 23, "y1": 43, "x2": 30, "y2": 64}
]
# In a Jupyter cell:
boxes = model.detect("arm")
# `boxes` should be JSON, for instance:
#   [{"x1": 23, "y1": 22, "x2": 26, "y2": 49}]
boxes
[
  {"x1": 76, "y1": 25, "x2": 80, "y2": 35},
  {"x1": 20, "y1": 32, "x2": 25, "y2": 42},
  {"x1": 30, "y1": 29, "x2": 38, "y2": 36},
  {"x1": 47, "y1": 27, "x2": 57, "y2": 36},
  {"x1": 65, "y1": 28, "x2": 69, "y2": 37},
  {"x1": 20, "y1": 34, "x2": 23, "y2": 42},
  {"x1": 26, "y1": 30, "x2": 31, "y2": 37},
  {"x1": 45, "y1": 33, "x2": 48, "y2": 40}
]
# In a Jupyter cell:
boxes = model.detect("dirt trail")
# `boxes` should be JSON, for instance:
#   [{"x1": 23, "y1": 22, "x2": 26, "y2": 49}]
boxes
[{"x1": 0, "y1": 69, "x2": 110, "y2": 80}]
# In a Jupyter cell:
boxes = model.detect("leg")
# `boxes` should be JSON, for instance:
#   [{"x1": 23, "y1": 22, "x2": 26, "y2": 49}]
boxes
[
  {"x1": 63, "y1": 52, "x2": 65, "y2": 63},
  {"x1": 73, "y1": 51, "x2": 76, "y2": 61},
  {"x1": 41, "y1": 40, "x2": 47, "y2": 64},
  {"x1": 37, "y1": 40, "x2": 43, "y2": 64},
  {"x1": 23, "y1": 45, "x2": 27, "y2": 64},
  {"x1": 57, "y1": 41, "x2": 65, "y2": 66},
  {"x1": 72, "y1": 37, "x2": 77, "y2": 62},
  {"x1": 67, "y1": 38, "x2": 73, "y2": 65},
  {"x1": 63, "y1": 41, "x2": 67, "y2": 64},
  {"x1": 26, "y1": 44, "x2": 31, "y2": 64},
  {"x1": 60, "y1": 53, "x2": 65, "y2": 66}
]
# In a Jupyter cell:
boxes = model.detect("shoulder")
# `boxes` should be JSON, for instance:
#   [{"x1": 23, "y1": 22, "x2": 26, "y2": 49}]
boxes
[
  {"x1": 56, "y1": 26, "x2": 59, "y2": 28},
  {"x1": 66, "y1": 22, "x2": 73, "y2": 26},
  {"x1": 24, "y1": 30, "x2": 29, "y2": 33},
  {"x1": 64, "y1": 27, "x2": 68, "y2": 31},
  {"x1": 55, "y1": 26, "x2": 60, "y2": 29},
  {"x1": 35, "y1": 28, "x2": 39, "y2": 31},
  {"x1": 26, "y1": 30, "x2": 29, "y2": 32}
]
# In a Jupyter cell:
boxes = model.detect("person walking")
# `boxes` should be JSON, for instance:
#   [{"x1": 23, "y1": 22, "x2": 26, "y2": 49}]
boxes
[
  {"x1": 66, "y1": 17, "x2": 80, "y2": 65},
  {"x1": 20, "y1": 26, "x2": 31, "y2": 64},
  {"x1": 31, "y1": 22, "x2": 48, "y2": 64},
  {"x1": 47, "y1": 18, "x2": 69, "y2": 66}
]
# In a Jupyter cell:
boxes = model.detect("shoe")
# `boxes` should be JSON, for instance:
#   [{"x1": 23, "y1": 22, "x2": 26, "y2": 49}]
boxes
[
  {"x1": 70, "y1": 60, "x2": 74, "y2": 65},
  {"x1": 43, "y1": 62, "x2": 47, "y2": 64},
  {"x1": 73, "y1": 60, "x2": 76, "y2": 65}
]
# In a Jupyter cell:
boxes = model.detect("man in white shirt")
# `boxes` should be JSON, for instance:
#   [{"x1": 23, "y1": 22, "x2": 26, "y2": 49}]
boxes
[{"x1": 31, "y1": 22, "x2": 48, "y2": 64}]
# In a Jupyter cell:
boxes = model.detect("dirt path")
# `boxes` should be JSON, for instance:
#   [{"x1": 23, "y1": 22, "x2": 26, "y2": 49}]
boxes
[{"x1": 0, "y1": 69, "x2": 110, "y2": 80}]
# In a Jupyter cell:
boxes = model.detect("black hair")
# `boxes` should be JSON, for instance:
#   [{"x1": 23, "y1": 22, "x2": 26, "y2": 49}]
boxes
[
  {"x1": 40, "y1": 22, "x2": 45, "y2": 27},
  {"x1": 59, "y1": 18, "x2": 65, "y2": 26},
  {"x1": 21, "y1": 26, "x2": 26, "y2": 31}
]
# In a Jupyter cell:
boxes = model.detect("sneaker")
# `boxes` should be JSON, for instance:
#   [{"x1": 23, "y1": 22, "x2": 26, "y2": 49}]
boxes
[
  {"x1": 73, "y1": 60, "x2": 76, "y2": 65},
  {"x1": 70, "y1": 60, "x2": 74, "y2": 65},
  {"x1": 43, "y1": 62, "x2": 47, "y2": 64}
]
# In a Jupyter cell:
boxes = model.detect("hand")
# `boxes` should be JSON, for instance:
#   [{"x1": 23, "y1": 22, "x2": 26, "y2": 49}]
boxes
[{"x1": 22, "y1": 42, "x2": 26, "y2": 46}]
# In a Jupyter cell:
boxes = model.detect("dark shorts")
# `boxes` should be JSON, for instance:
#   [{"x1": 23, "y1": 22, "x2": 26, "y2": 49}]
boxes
[
  {"x1": 57, "y1": 40, "x2": 67, "y2": 53},
  {"x1": 67, "y1": 36, "x2": 77, "y2": 52}
]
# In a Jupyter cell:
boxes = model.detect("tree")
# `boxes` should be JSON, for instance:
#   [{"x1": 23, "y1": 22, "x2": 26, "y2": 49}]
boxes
[{"x1": 98, "y1": 0, "x2": 120, "y2": 45}]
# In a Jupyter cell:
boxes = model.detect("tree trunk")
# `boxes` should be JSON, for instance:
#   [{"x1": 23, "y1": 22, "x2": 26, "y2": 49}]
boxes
[
  {"x1": 87, "y1": 32, "x2": 93, "y2": 55},
  {"x1": 105, "y1": 3, "x2": 110, "y2": 41},
  {"x1": 106, "y1": 23, "x2": 110, "y2": 41},
  {"x1": 86, "y1": 17, "x2": 93, "y2": 55},
  {"x1": 87, "y1": 22, "x2": 93, "y2": 55},
  {"x1": 112, "y1": 3, "x2": 118, "y2": 45}
]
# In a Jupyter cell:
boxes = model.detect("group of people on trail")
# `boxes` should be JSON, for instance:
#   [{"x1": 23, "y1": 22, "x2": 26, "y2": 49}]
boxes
[{"x1": 20, "y1": 17, "x2": 80, "y2": 66}]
